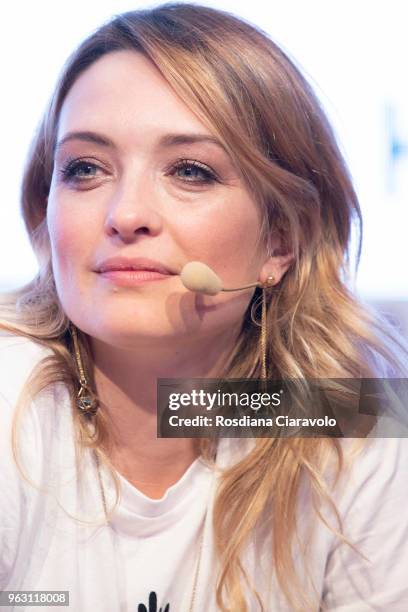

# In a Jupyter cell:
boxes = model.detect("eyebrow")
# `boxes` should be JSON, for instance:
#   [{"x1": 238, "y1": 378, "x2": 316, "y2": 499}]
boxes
[{"x1": 54, "y1": 130, "x2": 227, "y2": 154}]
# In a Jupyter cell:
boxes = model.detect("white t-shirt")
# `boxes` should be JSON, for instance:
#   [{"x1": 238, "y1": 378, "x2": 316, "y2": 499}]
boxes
[{"x1": 1, "y1": 332, "x2": 408, "y2": 611}]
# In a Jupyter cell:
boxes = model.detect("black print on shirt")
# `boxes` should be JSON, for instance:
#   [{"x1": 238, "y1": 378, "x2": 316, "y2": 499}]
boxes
[{"x1": 137, "y1": 591, "x2": 170, "y2": 612}]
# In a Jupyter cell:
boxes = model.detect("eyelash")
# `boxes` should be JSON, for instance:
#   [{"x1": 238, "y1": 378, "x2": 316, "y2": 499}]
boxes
[{"x1": 58, "y1": 157, "x2": 218, "y2": 186}]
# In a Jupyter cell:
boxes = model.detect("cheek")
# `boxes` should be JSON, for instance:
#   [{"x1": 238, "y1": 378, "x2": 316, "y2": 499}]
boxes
[
  {"x1": 46, "y1": 198, "x2": 87, "y2": 277},
  {"x1": 178, "y1": 200, "x2": 262, "y2": 271}
]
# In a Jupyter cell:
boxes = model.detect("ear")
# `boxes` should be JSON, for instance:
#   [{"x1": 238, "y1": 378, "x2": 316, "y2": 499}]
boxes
[{"x1": 259, "y1": 231, "x2": 295, "y2": 285}]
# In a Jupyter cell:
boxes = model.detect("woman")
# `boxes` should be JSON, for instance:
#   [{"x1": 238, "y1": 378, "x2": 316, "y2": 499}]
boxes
[{"x1": 1, "y1": 3, "x2": 407, "y2": 611}]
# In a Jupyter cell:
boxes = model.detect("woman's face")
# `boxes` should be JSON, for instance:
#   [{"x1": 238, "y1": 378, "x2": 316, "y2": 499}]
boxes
[{"x1": 47, "y1": 50, "x2": 267, "y2": 348}]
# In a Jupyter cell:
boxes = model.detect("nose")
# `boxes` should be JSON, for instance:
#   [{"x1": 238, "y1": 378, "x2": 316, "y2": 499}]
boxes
[{"x1": 104, "y1": 172, "x2": 163, "y2": 241}]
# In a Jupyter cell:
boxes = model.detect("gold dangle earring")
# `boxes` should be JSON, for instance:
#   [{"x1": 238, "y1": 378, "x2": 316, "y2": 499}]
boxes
[
  {"x1": 260, "y1": 275, "x2": 275, "y2": 380},
  {"x1": 70, "y1": 323, "x2": 100, "y2": 417}
]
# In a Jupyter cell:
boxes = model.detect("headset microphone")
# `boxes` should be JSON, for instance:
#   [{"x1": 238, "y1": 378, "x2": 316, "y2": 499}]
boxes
[{"x1": 179, "y1": 261, "x2": 273, "y2": 296}]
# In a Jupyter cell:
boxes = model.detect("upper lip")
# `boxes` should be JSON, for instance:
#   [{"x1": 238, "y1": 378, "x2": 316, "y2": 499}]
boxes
[{"x1": 95, "y1": 256, "x2": 176, "y2": 275}]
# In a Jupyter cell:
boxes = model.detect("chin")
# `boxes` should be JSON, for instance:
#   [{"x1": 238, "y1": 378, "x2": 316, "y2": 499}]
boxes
[{"x1": 83, "y1": 318, "x2": 187, "y2": 349}]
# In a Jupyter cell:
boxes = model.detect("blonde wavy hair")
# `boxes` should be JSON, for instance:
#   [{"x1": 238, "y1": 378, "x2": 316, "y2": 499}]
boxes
[{"x1": 1, "y1": 3, "x2": 408, "y2": 611}]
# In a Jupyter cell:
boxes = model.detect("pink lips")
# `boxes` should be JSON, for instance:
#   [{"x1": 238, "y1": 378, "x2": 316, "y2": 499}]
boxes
[
  {"x1": 95, "y1": 255, "x2": 176, "y2": 287},
  {"x1": 99, "y1": 269, "x2": 171, "y2": 286}
]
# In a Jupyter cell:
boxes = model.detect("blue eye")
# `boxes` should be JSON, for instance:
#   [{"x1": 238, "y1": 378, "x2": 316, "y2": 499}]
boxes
[
  {"x1": 59, "y1": 160, "x2": 100, "y2": 182},
  {"x1": 58, "y1": 157, "x2": 219, "y2": 187},
  {"x1": 169, "y1": 159, "x2": 218, "y2": 184}
]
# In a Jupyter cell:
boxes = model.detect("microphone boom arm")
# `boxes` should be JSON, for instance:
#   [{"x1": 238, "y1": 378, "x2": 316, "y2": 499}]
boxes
[{"x1": 221, "y1": 282, "x2": 262, "y2": 291}]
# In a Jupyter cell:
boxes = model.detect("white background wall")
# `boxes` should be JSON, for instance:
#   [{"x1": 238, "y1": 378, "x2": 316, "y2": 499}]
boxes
[{"x1": 0, "y1": 1, "x2": 407, "y2": 308}]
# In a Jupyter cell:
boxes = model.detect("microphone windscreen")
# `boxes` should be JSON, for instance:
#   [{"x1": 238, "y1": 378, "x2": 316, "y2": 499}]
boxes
[{"x1": 180, "y1": 261, "x2": 223, "y2": 295}]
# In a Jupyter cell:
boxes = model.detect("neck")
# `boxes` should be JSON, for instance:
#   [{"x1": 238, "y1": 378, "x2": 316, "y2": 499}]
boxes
[{"x1": 89, "y1": 325, "x2": 239, "y2": 493}]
